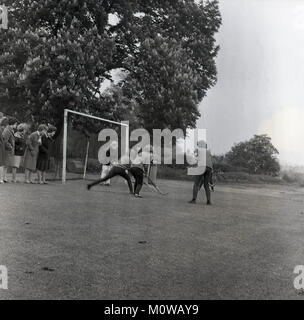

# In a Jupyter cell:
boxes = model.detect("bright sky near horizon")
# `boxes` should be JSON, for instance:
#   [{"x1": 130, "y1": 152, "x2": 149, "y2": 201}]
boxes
[{"x1": 197, "y1": 0, "x2": 304, "y2": 166}]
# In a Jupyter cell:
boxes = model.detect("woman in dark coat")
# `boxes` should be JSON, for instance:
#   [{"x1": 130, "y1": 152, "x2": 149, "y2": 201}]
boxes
[
  {"x1": 12, "y1": 123, "x2": 27, "y2": 183},
  {"x1": 0, "y1": 117, "x2": 9, "y2": 184},
  {"x1": 23, "y1": 124, "x2": 47, "y2": 184},
  {"x1": 2, "y1": 117, "x2": 18, "y2": 182},
  {"x1": 36, "y1": 125, "x2": 56, "y2": 184}
]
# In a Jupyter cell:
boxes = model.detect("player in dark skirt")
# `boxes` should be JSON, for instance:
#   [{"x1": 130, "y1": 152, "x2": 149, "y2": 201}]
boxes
[
  {"x1": 36, "y1": 125, "x2": 57, "y2": 184},
  {"x1": 129, "y1": 150, "x2": 148, "y2": 198}
]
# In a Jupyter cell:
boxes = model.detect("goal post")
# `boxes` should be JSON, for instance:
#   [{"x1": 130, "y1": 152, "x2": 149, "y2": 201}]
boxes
[{"x1": 62, "y1": 109, "x2": 129, "y2": 184}]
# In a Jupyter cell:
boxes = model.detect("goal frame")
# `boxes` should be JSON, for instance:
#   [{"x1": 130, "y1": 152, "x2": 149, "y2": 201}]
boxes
[{"x1": 62, "y1": 109, "x2": 129, "y2": 184}]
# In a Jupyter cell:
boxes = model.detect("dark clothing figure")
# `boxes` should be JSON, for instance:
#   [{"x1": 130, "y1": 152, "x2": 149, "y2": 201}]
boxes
[
  {"x1": 87, "y1": 165, "x2": 133, "y2": 194},
  {"x1": 192, "y1": 167, "x2": 213, "y2": 204},
  {"x1": 14, "y1": 133, "x2": 26, "y2": 157},
  {"x1": 37, "y1": 135, "x2": 52, "y2": 172},
  {"x1": 0, "y1": 127, "x2": 5, "y2": 166},
  {"x1": 199, "y1": 170, "x2": 214, "y2": 191},
  {"x1": 130, "y1": 167, "x2": 144, "y2": 196}
]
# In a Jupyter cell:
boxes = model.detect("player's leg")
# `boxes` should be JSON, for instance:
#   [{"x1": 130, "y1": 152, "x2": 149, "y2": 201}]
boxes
[
  {"x1": 116, "y1": 169, "x2": 133, "y2": 194},
  {"x1": 130, "y1": 167, "x2": 144, "y2": 197},
  {"x1": 0, "y1": 166, "x2": 4, "y2": 183},
  {"x1": 203, "y1": 167, "x2": 212, "y2": 205},
  {"x1": 199, "y1": 170, "x2": 214, "y2": 192},
  {"x1": 198, "y1": 174, "x2": 204, "y2": 190},
  {"x1": 87, "y1": 167, "x2": 119, "y2": 190},
  {"x1": 132, "y1": 170, "x2": 138, "y2": 195},
  {"x1": 209, "y1": 170, "x2": 215, "y2": 192},
  {"x1": 100, "y1": 164, "x2": 111, "y2": 186},
  {"x1": 12, "y1": 167, "x2": 17, "y2": 183},
  {"x1": 189, "y1": 174, "x2": 204, "y2": 204}
]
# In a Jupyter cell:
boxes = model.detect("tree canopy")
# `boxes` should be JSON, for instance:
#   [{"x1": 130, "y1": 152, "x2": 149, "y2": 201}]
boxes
[
  {"x1": 225, "y1": 134, "x2": 280, "y2": 175},
  {"x1": 0, "y1": 0, "x2": 221, "y2": 132}
]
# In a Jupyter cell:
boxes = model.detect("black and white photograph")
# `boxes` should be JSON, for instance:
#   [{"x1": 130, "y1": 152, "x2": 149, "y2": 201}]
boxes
[{"x1": 0, "y1": 0, "x2": 304, "y2": 303}]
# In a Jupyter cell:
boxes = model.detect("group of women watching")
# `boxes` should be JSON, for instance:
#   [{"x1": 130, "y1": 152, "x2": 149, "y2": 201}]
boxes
[{"x1": 0, "y1": 116, "x2": 57, "y2": 184}]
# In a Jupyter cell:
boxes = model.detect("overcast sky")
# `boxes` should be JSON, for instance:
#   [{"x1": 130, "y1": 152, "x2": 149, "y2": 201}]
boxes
[{"x1": 197, "y1": 0, "x2": 304, "y2": 166}]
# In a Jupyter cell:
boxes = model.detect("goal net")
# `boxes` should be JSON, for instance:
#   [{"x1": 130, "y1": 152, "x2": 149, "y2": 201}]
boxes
[{"x1": 61, "y1": 109, "x2": 129, "y2": 184}]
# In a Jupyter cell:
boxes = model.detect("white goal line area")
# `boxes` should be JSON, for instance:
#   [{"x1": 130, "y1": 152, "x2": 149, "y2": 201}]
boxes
[{"x1": 62, "y1": 109, "x2": 129, "y2": 184}]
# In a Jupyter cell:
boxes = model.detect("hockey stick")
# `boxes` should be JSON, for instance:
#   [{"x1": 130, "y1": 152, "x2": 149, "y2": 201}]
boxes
[{"x1": 144, "y1": 174, "x2": 169, "y2": 195}]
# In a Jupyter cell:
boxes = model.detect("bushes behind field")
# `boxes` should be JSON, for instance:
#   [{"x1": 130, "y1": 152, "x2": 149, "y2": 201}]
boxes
[
  {"x1": 157, "y1": 165, "x2": 283, "y2": 184},
  {"x1": 281, "y1": 170, "x2": 304, "y2": 186}
]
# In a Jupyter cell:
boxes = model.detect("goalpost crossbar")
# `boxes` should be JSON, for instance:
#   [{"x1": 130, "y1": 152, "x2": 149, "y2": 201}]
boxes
[{"x1": 64, "y1": 109, "x2": 129, "y2": 127}]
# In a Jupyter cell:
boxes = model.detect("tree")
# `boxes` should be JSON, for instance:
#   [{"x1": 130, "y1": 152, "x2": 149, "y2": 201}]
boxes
[
  {"x1": 226, "y1": 134, "x2": 280, "y2": 175},
  {"x1": 0, "y1": 0, "x2": 118, "y2": 127},
  {"x1": 112, "y1": 0, "x2": 222, "y2": 133},
  {"x1": 0, "y1": 0, "x2": 221, "y2": 133}
]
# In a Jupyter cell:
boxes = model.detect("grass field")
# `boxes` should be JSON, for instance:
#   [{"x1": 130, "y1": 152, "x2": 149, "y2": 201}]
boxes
[{"x1": 0, "y1": 176, "x2": 304, "y2": 300}]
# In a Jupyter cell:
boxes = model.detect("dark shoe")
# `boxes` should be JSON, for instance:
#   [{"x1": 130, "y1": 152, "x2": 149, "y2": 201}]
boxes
[
  {"x1": 188, "y1": 199, "x2": 196, "y2": 204},
  {"x1": 207, "y1": 200, "x2": 212, "y2": 205},
  {"x1": 87, "y1": 184, "x2": 92, "y2": 191}
]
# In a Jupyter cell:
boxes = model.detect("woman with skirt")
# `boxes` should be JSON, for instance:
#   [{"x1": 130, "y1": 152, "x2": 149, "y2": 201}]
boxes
[
  {"x1": 11, "y1": 124, "x2": 27, "y2": 183},
  {"x1": 36, "y1": 125, "x2": 56, "y2": 184},
  {"x1": 2, "y1": 117, "x2": 18, "y2": 182},
  {"x1": 0, "y1": 117, "x2": 9, "y2": 184},
  {"x1": 23, "y1": 124, "x2": 47, "y2": 184}
]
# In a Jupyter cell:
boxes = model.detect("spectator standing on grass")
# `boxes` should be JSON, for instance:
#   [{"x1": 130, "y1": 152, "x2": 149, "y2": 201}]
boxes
[
  {"x1": 36, "y1": 125, "x2": 57, "y2": 184},
  {"x1": 12, "y1": 123, "x2": 27, "y2": 183},
  {"x1": 23, "y1": 124, "x2": 47, "y2": 184},
  {"x1": 2, "y1": 117, "x2": 18, "y2": 183},
  {"x1": 0, "y1": 117, "x2": 9, "y2": 184}
]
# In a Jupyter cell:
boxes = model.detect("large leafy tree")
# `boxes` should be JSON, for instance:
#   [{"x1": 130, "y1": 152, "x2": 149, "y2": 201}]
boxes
[
  {"x1": 0, "y1": 0, "x2": 221, "y2": 133},
  {"x1": 226, "y1": 134, "x2": 280, "y2": 175},
  {"x1": 111, "y1": 0, "x2": 222, "y2": 132}
]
